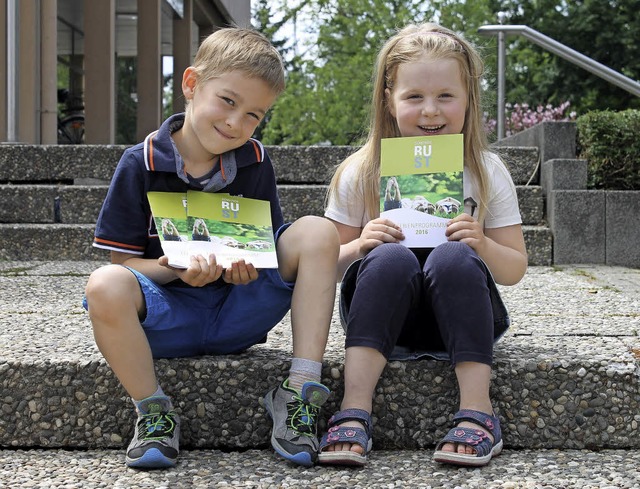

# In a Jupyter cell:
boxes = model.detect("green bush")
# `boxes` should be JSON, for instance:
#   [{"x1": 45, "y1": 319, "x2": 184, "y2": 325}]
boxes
[{"x1": 576, "y1": 110, "x2": 640, "y2": 190}]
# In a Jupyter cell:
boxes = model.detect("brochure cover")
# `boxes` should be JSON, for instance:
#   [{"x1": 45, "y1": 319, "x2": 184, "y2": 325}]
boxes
[
  {"x1": 147, "y1": 191, "x2": 278, "y2": 269},
  {"x1": 187, "y1": 191, "x2": 278, "y2": 269},
  {"x1": 380, "y1": 134, "x2": 464, "y2": 248},
  {"x1": 147, "y1": 191, "x2": 190, "y2": 268}
]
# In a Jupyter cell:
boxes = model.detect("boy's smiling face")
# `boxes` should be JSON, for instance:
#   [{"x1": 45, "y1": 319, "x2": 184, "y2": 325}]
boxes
[{"x1": 182, "y1": 69, "x2": 277, "y2": 159}]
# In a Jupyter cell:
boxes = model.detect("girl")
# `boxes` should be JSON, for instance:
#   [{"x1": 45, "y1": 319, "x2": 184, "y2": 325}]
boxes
[{"x1": 319, "y1": 23, "x2": 527, "y2": 467}]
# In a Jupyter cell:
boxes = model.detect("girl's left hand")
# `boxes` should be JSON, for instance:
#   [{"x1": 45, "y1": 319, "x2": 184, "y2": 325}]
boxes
[
  {"x1": 222, "y1": 258, "x2": 259, "y2": 285},
  {"x1": 445, "y1": 214, "x2": 486, "y2": 252}
]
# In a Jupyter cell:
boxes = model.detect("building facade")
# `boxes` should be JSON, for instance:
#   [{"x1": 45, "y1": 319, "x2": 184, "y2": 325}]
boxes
[{"x1": 1, "y1": 0, "x2": 251, "y2": 144}]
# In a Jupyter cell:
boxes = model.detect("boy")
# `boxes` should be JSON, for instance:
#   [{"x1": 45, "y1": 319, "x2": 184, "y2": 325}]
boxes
[{"x1": 84, "y1": 27, "x2": 339, "y2": 469}]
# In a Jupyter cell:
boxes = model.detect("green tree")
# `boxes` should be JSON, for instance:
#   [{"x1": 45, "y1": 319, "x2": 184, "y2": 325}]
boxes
[
  {"x1": 260, "y1": 0, "x2": 438, "y2": 145},
  {"x1": 116, "y1": 57, "x2": 137, "y2": 145},
  {"x1": 252, "y1": 0, "x2": 306, "y2": 141},
  {"x1": 254, "y1": 0, "x2": 638, "y2": 145},
  {"x1": 256, "y1": 0, "x2": 499, "y2": 145}
]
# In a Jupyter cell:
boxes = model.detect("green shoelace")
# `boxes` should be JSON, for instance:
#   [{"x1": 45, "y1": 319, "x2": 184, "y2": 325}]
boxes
[
  {"x1": 286, "y1": 393, "x2": 320, "y2": 436},
  {"x1": 138, "y1": 412, "x2": 176, "y2": 441}
]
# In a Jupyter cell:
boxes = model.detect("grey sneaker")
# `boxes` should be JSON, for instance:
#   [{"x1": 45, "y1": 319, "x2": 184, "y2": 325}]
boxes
[
  {"x1": 263, "y1": 379, "x2": 330, "y2": 467},
  {"x1": 125, "y1": 396, "x2": 180, "y2": 469}
]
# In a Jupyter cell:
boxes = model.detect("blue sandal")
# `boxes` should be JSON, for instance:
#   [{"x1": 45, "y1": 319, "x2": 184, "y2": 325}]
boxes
[
  {"x1": 433, "y1": 409, "x2": 503, "y2": 467},
  {"x1": 317, "y1": 408, "x2": 373, "y2": 467}
]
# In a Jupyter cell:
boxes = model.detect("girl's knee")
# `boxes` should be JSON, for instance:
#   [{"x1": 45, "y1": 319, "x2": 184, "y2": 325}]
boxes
[
  {"x1": 426, "y1": 242, "x2": 484, "y2": 277},
  {"x1": 429, "y1": 241, "x2": 476, "y2": 264},
  {"x1": 364, "y1": 243, "x2": 417, "y2": 270},
  {"x1": 359, "y1": 243, "x2": 419, "y2": 282}
]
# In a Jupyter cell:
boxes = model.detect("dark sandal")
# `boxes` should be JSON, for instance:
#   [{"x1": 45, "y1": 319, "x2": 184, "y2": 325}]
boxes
[
  {"x1": 317, "y1": 408, "x2": 373, "y2": 467},
  {"x1": 433, "y1": 409, "x2": 503, "y2": 467}
]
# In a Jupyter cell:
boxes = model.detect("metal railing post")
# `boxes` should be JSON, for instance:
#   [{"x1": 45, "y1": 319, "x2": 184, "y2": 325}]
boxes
[
  {"x1": 496, "y1": 29, "x2": 506, "y2": 140},
  {"x1": 6, "y1": 0, "x2": 18, "y2": 142}
]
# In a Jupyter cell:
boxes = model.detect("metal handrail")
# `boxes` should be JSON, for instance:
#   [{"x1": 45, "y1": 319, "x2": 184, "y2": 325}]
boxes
[
  {"x1": 6, "y1": 0, "x2": 18, "y2": 143},
  {"x1": 478, "y1": 24, "x2": 640, "y2": 140}
]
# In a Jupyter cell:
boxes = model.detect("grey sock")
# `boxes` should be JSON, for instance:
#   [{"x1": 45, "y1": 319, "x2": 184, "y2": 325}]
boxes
[
  {"x1": 132, "y1": 385, "x2": 171, "y2": 413},
  {"x1": 287, "y1": 358, "x2": 322, "y2": 392}
]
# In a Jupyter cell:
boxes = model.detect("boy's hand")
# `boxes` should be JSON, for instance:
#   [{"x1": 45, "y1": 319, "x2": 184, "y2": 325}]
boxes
[
  {"x1": 222, "y1": 259, "x2": 259, "y2": 285},
  {"x1": 159, "y1": 254, "x2": 224, "y2": 286},
  {"x1": 359, "y1": 217, "x2": 404, "y2": 255},
  {"x1": 445, "y1": 214, "x2": 486, "y2": 253}
]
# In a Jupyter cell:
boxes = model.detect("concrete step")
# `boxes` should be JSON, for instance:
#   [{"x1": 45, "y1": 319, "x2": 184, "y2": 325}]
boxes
[
  {"x1": 0, "y1": 144, "x2": 549, "y2": 263},
  {"x1": 0, "y1": 183, "x2": 544, "y2": 226},
  {"x1": 0, "y1": 223, "x2": 553, "y2": 265},
  {"x1": 1, "y1": 262, "x2": 638, "y2": 452},
  {"x1": 0, "y1": 144, "x2": 540, "y2": 186},
  {"x1": 1, "y1": 447, "x2": 639, "y2": 488},
  {"x1": 277, "y1": 183, "x2": 545, "y2": 226}
]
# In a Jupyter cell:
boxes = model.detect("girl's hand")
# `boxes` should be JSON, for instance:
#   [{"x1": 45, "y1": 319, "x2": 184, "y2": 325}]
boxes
[
  {"x1": 159, "y1": 254, "x2": 223, "y2": 287},
  {"x1": 358, "y1": 217, "x2": 404, "y2": 255},
  {"x1": 445, "y1": 214, "x2": 487, "y2": 252},
  {"x1": 222, "y1": 259, "x2": 259, "y2": 285}
]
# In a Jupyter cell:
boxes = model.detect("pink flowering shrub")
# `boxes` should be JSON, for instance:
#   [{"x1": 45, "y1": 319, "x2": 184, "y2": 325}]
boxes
[{"x1": 485, "y1": 101, "x2": 577, "y2": 137}]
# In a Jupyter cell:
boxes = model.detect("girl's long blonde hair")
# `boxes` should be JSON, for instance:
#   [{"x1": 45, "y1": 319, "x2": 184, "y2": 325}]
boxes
[{"x1": 327, "y1": 23, "x2": 491, "y2": 224}]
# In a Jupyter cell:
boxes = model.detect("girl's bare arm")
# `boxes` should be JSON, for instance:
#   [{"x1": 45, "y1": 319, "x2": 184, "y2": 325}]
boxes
[
  {"x1": 329, "y1": 218, "x2": 405, "y2": 279},
  {"x1": 446, "y1": 214, "x2": 527, "y2": 285}
]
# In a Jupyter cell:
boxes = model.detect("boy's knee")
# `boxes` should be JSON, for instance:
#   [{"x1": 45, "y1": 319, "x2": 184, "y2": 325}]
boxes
[
  {"x1": 295, "y1": 215, "x2": 333, "y2": 231},
  {"x1": 291, "y1": 216, "x2": 340, "y2": 251},
  {"x1": 85, "y1": 265, "x2": 139, "y2": 312}
]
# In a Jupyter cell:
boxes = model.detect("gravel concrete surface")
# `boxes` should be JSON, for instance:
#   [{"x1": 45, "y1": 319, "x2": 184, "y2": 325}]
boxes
[
  {"x1": 0, "y1": 262, "x2": 638, "y2": 488},
  {"x1": 1, "y1": 448, "x2": 640, "y2": 488}
]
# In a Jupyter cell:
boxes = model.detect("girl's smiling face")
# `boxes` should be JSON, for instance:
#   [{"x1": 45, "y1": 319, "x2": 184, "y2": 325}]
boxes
[{"x1": 386, "y1": 57, "x2": 467, "y2": 137}]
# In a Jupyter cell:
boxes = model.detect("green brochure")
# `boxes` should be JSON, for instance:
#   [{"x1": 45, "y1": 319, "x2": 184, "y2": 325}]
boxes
[
  {"x1": 147, "y1": 191, "x2": 277, "y2": 269},
  {"x1": 147, "y1": 191, "x2": 190, "y2": 268},
  {"x1": 187, "y1": 191, "x2": 278, "y2": 269},
  {"x1": 380, "y1": 134, "x2": 464, "y2": 248}
]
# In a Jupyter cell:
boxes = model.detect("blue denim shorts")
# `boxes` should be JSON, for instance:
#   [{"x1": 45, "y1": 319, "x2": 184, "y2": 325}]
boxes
[{"x1": 84, "y1": 224, "x2": 294, "y2": 358}]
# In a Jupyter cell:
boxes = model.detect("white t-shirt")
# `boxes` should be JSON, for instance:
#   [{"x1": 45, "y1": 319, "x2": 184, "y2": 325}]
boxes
[{"x1": 325, "y1": 151, "x2": 522, "y2": 229}]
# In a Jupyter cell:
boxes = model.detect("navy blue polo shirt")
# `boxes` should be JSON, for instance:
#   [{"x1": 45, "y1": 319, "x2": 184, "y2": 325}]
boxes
[{"x1": 93, "y1": 113, "x2": 284, "y2": 259}]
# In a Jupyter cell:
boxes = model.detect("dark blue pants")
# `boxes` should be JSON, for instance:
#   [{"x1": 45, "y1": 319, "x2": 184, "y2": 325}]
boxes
[{"x1": 339, "y1": 242, "x2": 509, "y2": 366}]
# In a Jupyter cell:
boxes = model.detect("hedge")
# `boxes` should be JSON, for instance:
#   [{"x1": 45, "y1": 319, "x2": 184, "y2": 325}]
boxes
[{"x1": 576, "y1": 109, "x2": 640, "y2": 190}]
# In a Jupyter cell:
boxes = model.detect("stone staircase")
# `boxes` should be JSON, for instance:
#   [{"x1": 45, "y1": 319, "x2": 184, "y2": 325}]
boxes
[
  {"x1": 0, "y1": 143, "x2": 551, "y2": 265},
  {"x1": 1, "y1": 261, "x2": 639, "y2": 453},
  {"x1": 1, "y1": 136, "x2": 639, "y2": 487}
]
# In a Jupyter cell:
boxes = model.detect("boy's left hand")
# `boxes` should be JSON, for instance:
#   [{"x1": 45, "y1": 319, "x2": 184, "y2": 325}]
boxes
[
  {"x1": 222, "y1": 259, "x2": 259, "y2": 285},
  {"x1": 445, "y1": 213, "x2": 486, "y2": 252},
  {"x1": 159, "y1": 254, "x2": 224, "y2": 286}
]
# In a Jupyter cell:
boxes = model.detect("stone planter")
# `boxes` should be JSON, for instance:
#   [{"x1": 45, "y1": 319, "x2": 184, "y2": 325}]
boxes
[
  {"x1": 606, "y1": 191, "x2": 640, "y2": 267},
  {"x1": 498, "y1": 122, "x2": 639, "y2": 268}
]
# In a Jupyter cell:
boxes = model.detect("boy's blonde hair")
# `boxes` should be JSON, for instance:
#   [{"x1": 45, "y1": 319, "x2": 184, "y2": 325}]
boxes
[
  {"x1": 328, "y1": 23, "x2": 493, "y2": 224},
  {"x1": 190, "y1": 27, "x2": 285, "y2": 95}
]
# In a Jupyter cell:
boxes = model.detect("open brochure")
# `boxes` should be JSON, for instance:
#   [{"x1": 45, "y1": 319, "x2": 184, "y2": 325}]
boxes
[
  {"x1": 380, "y1": 134, "x2": 464, "y2": 248},
  {"x1": 147, "y1": 191, "x2": 278, "y2": 269}
]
